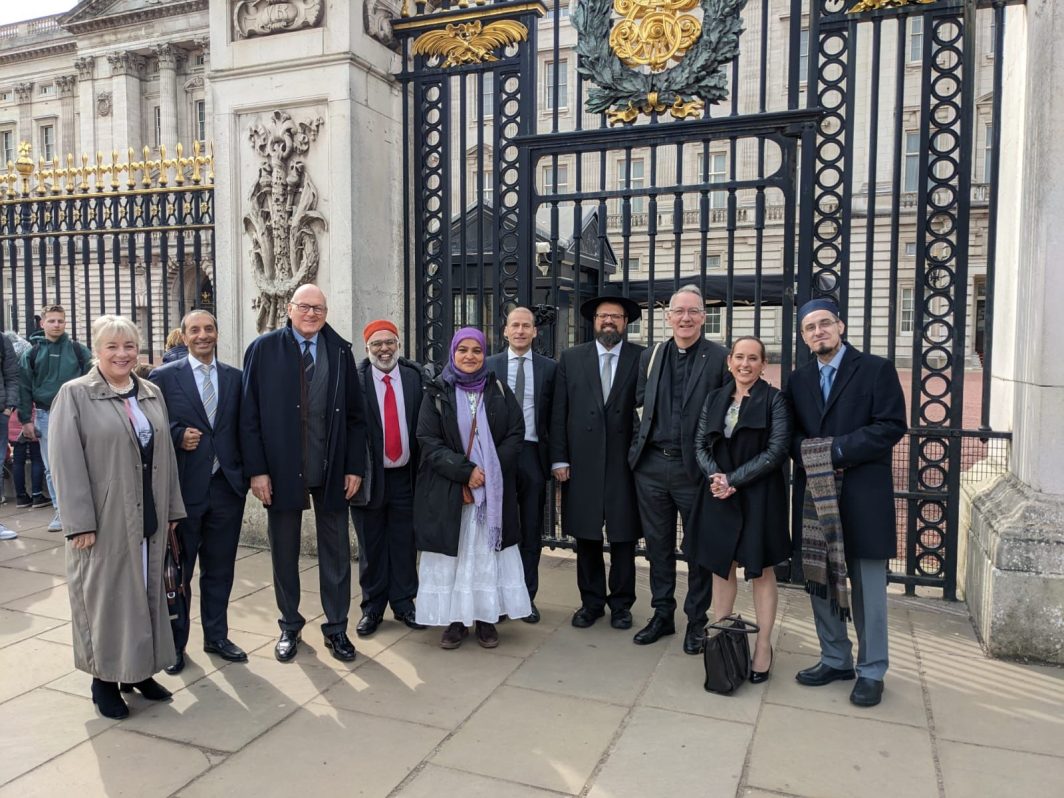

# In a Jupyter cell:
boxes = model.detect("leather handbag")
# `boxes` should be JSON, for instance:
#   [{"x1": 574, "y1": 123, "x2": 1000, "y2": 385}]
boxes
[
  {"x1": 163, "y1": 524, "x2": 185, "y2": 621},
  {"x1": 702, "y1": 615, "x2": 760, "y2": 695},
  {"x1": 461, "y1": 399, "x2": 479, "y2": 504}
]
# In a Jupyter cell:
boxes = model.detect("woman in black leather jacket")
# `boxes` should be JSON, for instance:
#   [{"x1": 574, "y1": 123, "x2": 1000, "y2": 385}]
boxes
[{"x1": 691, "y1": 336, "x2": 791, "y2": 681}]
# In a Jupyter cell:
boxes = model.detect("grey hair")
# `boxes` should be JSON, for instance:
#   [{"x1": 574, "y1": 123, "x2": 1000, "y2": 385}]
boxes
[
  {"x1": 91, "y1": 315, "x2": 141, "y2": 354},
  {"x1": 180, "y1": 308, "x2": 218, "y2": 333},
  {"x1": 669, "y1": 283, "x2": 704, "y2": 308}
]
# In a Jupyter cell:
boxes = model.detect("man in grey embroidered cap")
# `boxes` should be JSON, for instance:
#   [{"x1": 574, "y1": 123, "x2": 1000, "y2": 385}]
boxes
[{"x1": 785, "y1": 297, "x2": 905, "y2": 707}]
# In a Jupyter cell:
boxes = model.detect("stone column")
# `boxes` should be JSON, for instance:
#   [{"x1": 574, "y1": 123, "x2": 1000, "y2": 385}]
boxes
[
  {"x1": 56, "y1": 75, "x2": 77, "y2": 158},
  {"x1": 154, "y1": 44, "x2": 181, "y2": 150},
  {"x1": 964, "y1": 0, "x2": 1064, "y2": 664},
  {"x1": 74, "y1": 56, "x2": 96, "y2": 156},
  {"x1": 107, "y1": 51, "x2": 144, "y2": 157},
  {"x1": 14, "y1": 82, "x2": 33, "y2": 151}
]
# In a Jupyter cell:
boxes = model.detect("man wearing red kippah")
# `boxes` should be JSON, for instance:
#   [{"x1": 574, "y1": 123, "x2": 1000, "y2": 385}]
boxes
[{"x1": 350, "y1": 319, "x2": 431, "y2": 636}]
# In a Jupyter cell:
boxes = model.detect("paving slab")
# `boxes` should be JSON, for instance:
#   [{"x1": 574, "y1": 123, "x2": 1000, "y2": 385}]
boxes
[
  {"x1": 0, "y1": 727, "x2": 211, "y2": 798},
  {"x1": 407, "y1": 615, "x2": 558, "y2": 660},
  {"x1": 588, "y1": 706, "x2": 753, "y2": 798},
  {"x1": 0, "y1": 544, "x2": 69, "y2": 576},
  {"x1": 0, "y1": 566, "x2": 64, "y2": 605},
  {"x1": 0, "y1": 537, "x2": 60, "y2": 563},
  {"x1": 225, "y1": 587, "x2": 325, "y2": 638},
  {"x1": 640, "y1": 645, "x2": 764, "y2": 725},
  {"x1": 0, "y1": 688, "x2": 115, "y2": 787},
  {"x1": 394, "y1": 764, "x2": 562, "y2": 797},
  {"x1": 431, "y1": 685, "x2": 628, "y2": 795},
  {"x1": 0, "y1": 637, "x2": 75, "y2": 703},
  {"x1": 177, "y1": 703, "x2": 446, "y2": 798},
  {"x1": 0, "y1": 607, "x2": 65, "y2": 649},
  {"x1": 938, "y1": 740, "x2": 1064, "y2": 798},
  {"x1": 506, "y1": 621, "x2": 666, "y2": 706},
  {"x1": 1, "y1": 584, "x2": 72, "y2": 621},
  {"x1": 120, "y1": 656, "x2": 344, "y2": 752},
  {"x1": 746, "y1": 703, "x2": 938, "y2": 798},
  {"x1": 315, "y1": 638, "x2": 523, "y2": 728},
  {"x1": 33, "y1": 620, "x2": 71, "y2": 645}
]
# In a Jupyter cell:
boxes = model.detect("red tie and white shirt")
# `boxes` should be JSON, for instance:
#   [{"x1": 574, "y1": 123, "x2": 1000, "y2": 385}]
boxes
[{"x1": 372, "y1": 366, "x2": 410, "y2": 468}]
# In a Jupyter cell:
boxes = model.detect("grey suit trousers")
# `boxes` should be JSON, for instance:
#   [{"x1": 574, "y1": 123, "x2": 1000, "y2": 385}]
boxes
[{"x1": 810, "y1": 557, "x2": 889, "y2": 680}]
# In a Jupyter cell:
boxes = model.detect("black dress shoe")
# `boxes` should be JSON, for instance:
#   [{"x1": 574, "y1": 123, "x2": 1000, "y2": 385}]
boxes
[
  {"x1": 164, "y1": 650, "x2": 185, "y2": 675},
  {"x1": 571, "y1": 606, "x2": 605, "y2": 628},
  {"x1": 682, "y1": 621, "x2": 706, "y2": 655},
  {"x1": 91, "y1": 679, "x2": 129, "y2": 720},
  {"x1": 850, "y1": 677, "x2": 884, "y2": 707},
  {"x1": 324, "y1": 631, "x2": 357, "y2": 662},
  {"x1": 395, "y1": 610, "x2": 427, "y2": 630},
  {"x1": 795, "y1": 662, "x2": 856, "y2": 686},
  {"x1": 356, "y1": 613, "x2": 383, "y2": 637},
  {"x1": 275, "y1": 630, "x2": 301, "y2": 662},
  {"x1": 633, "y1": 614, "x2": 676, "y2": 645},
  {"x1": 204, "y1": 638, "x2": 248, "y2": 662},
  {"x1": 522, "y1": 602, "x2": 541, "y2": 624},
  {"x1": 119, "y1": 678, "x2": 172, "y2": 701},
  {"x1": 610, "y1": 609, "x2": 633, "y2": 630}
]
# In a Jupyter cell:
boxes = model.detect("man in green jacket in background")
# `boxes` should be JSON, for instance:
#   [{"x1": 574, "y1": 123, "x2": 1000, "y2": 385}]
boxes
[{"x1": 19, "y1": 305, "x2": 92, "y2": 532}]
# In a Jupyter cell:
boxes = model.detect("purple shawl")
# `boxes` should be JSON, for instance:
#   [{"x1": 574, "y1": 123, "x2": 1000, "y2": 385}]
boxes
[{"x1": 445, "y1": 329, "x2": 505, "y2": 550}]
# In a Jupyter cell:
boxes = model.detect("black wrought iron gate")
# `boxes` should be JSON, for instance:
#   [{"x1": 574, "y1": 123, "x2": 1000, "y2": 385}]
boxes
[{"x1": 396, "y1": 0, "x2": 1016, "y2": 597}]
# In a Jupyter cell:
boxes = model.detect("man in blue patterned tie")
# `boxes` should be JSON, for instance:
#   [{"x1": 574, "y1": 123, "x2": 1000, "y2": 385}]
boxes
[{"x1": 150, "y1": 310, "x2": 249, "y2": 675}]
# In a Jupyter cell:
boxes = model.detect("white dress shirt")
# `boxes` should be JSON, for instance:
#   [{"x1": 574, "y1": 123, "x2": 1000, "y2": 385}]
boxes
[
  {"x1": 507, "y1": 347, "x2": 538, "y2": 443},
  {"x1": 551, "y1": 340, "x2": 624, "y2": 471},
  {"x1": 373, "y1": 365, "x2": 411, "y2": 467}
]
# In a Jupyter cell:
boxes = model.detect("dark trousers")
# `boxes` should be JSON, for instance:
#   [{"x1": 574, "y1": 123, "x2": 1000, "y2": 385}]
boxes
[
  {"x1": 516, "y1": 442, "x2": 547, "y2": 599},
  {"x1": 576, "y1": 538, "x2": 636, "y2": 614},
  {"x1": 11, "y1": 439, "x2": 44, "y2": 497},
  {"x1": 634, "y1": 450, "x2": 713, "y2": 623},
  {"x1": 350, "y1": 467, "x2": 417, "y2": 617},
  {"x1": 171, "y1": 471, "x2": 246, "y2": 652},
  {"x1": 267, "y1": 487, "x2": 351, "y2": 636}
]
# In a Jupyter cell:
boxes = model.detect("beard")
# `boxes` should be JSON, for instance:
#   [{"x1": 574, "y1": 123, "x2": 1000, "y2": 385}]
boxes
[{"x1": 595, "y1": 329, "x2": 623, "y2": 348}]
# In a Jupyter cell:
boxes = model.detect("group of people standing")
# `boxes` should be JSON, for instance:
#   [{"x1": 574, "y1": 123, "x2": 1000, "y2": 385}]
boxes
[{"x1": 40, "y1": 278, "x2": 905, "y2": 722}]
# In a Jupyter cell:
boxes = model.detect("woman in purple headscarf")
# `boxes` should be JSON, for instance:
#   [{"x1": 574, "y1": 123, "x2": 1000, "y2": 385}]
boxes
[{"x1": 413, "y1": 327, "x2": 531, "y2": 648}]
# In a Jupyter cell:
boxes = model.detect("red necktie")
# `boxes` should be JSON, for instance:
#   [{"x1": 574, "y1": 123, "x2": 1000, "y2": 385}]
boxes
[{"x1": 383, "y1": 375, "x2": 402, "y2": 462}]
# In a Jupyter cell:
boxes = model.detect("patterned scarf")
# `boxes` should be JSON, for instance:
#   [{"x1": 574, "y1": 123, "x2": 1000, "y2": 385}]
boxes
[{"x1": 800, "y1": 437, "x2": 851, "y2": 621}]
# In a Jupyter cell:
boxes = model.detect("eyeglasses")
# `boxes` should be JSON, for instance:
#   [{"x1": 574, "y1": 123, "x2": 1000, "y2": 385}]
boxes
[
  {"x1": 290, "y1": 303, "x2": 326, "y2": 315},
  {"x1": 368, "y1": 339, "x2": 399, "y2": 350},
  {"x1": 801, "y1": 318, "x2": 839, "y2": 334},
  {"x1": 667, "y1": 307, "x2": 706, "y2": 318},
  {"x1": 594, "y1": 312, "x2": 626, "y2": 322}
]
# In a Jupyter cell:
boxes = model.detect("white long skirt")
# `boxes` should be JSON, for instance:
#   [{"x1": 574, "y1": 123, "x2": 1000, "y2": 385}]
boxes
[{"x1": 415, "y1": 504, "x2": 531, "y2": 626}]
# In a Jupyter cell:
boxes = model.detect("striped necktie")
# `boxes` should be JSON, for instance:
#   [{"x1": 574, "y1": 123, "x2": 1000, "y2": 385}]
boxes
[
  {"x1": 302, "y1": 340, "x2": 315, "y2": 383},
  {"x1": 199, "y1": 363, "x2": 219, "y2": 473}
]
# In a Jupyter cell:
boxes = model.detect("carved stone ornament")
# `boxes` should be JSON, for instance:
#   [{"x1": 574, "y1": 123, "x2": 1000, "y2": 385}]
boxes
[
  {"x1": 233, "y1": 0, "x2": 325, "y2": 40},
  {"x1": 108, "y1": 51, "x2": 146, "y2": 77},
  {"x1": 14, "y1": 82, "x2": 34, "y2": 103},
  {"x1": 56, "y1": 75, "x2": 77, "y2": 97},
  {"x1": 74, "y1": 56, "x2": 95, "y2": 80},
  {"x1": 96, "y1": 91, "x2": 112, "y2": 117},
  {"x1": 364, "y1": 0, "x2": 401, "y2": 50},
  {"x1": 244, "y1": 110, "x2": 327, "y2": 332}
]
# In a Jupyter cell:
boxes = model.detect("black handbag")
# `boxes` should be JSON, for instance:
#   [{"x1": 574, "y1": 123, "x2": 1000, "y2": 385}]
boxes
[
  {"x1": 702, "y1": 615, "x2": 760, "y2": 695},
  {"x1": 163, "y1": 525, "x2": 185, "y2": 622}
]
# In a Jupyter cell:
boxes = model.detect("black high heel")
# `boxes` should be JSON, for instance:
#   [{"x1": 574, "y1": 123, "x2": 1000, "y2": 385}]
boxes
[
  {"x1": 750, "y1": 647, "x2": 773, "y2": 684},
  {"x1": 118, "y1": 678, "x2": 172, "y2": 701},
  {"x1": 91, "y1": 678, "x2": 130, "y2": 719}
]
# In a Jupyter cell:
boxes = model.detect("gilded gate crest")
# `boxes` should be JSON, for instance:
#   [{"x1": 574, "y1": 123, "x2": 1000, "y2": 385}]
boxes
[{"x1": 573, "y1": 0, "x2": 747, "y2": 125}]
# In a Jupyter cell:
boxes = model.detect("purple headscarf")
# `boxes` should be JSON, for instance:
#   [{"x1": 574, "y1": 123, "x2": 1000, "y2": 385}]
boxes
[{"x1": 441, "y1": 327, "x2": 490, "y2": 393}]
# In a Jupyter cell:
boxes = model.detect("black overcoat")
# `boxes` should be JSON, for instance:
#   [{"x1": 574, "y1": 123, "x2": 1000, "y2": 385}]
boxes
[
  {"x1": 785, "y1": 345, "x2": 906, "y2": 560},
  {"x1": 549, "y1": 341, "x2": 645, "y2": 542},
  {"x1": 413, "y1": 376, "x2": 525, "y2": 557},
  {"x1": 687, "y1": 379, "x2": 792, "y2": 578},
  {"x1": 240, "y1": 321, "x2": 366, "y2": 513}
]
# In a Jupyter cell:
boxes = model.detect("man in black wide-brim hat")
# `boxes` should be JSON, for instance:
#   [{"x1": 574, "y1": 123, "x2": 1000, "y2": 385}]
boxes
[{"x1": 549, "y1": 285, "x2": 645, "y2": 630}]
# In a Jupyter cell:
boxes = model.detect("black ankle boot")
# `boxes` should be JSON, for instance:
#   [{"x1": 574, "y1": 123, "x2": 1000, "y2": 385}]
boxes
[
  {"x1": 91, "y1": 678, "x2": 129, "y2": 719},
  {"x1": 118, "y1": 678, "x2": 172, "y2": 701}
]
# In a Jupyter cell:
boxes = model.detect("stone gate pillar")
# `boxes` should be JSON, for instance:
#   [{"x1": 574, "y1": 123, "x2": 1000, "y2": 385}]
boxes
[
  {"x1": 964, "y1": 0, "x2": 1064, "y2": 664},
  {"x1": 209, "y1": 0, "x2": 404, "y2": 547}
]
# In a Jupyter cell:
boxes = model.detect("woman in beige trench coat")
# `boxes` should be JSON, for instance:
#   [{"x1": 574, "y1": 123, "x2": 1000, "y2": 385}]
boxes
[{"x1": 50, "y1": 315, "x2": 186, "y2": 719}]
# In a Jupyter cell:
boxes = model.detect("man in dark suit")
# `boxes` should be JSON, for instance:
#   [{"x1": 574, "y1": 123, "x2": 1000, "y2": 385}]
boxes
[
  {"x1": 487, "y1": 306, "x2": 556, "y2": 623},
  {"x1": 350, "y1": 319, "x2": 428, "y2": 637},
  {"x1": 786, "y1": 298, "x2": 906, "y2": 708},
  {"x1": 150, "y1": 310, "x2": 249, "y2": 675},
  {"x1": 550, "y1": 285, "x2": 645, "y2": 630},
  {"x1": 241, "y1": 284, "x2": 366, "y2": 663},
  {"x1": 629, "y1": 284, "x2": 730, "y2": 654}
]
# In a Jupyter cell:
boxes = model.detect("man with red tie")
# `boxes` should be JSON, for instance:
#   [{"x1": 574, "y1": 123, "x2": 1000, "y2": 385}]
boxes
[{"x1": 350, "y1": 320, "x2": 430, "y2": 636}]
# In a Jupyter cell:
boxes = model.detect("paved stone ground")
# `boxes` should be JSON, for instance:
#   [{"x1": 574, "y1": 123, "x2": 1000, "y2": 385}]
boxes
[{"x1": 1, "y1": 501, "x2": 1062, "y2": 797}]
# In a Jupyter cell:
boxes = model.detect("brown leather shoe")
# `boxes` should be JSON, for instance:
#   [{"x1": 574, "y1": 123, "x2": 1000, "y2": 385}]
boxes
[
  {"x1": 475, "y1": 621, "x2": 499, "y2": 648},
  {"x1": 440, "y1": 622, "x2": 468, "y2": 649}
]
